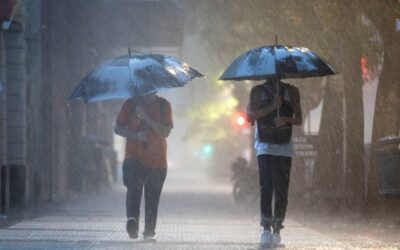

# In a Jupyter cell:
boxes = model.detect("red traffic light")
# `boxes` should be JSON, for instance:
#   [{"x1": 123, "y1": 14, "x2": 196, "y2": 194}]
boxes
[
  {"x1": 231, "y1": 112, "x2": 249, "y2": 129},
  {"x1": 236, "y1": 115, "x2": 246, "y2": 126}
]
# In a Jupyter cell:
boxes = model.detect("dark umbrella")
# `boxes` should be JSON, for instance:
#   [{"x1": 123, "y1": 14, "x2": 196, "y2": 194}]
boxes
[
  {"x1": 219, "y1": 38, "x2": 337, "y2": 117},
  {"x1": 219, "y1": 44, "x2": 336, "y2": 81},
  {"x1": 69, "y1": 53, "x2": 203, "y2": 103}
]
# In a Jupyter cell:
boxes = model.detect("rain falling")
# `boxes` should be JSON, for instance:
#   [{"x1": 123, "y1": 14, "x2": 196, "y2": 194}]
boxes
[{"x1": 0, "y1": 0, "x2": 399, "y2": 249}]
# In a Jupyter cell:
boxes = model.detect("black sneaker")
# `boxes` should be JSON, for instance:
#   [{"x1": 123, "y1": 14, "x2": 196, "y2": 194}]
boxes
[{"x1": 126, "y1": 217, "x2": 138, "y2": 239}]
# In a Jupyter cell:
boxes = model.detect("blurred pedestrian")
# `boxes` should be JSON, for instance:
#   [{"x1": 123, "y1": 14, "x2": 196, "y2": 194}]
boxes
[
  {"x1": 247, "y1": 77, "x2": 302, "y2": 247},
  {"x1": 114, "y1": 92, "x2": 173, "y2": 240}
]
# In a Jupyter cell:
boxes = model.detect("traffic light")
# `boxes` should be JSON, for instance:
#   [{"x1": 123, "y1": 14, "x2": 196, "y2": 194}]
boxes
[
  {"x1": 236, "y1": 114, "x2": 246, "y2": 127},
  {"x1": 231, "y1": 111, "x2": 249, "y2": 129},
  {"x1": 202, "y1": 144, "x2": 214, "y2": 156},
  {"x1": 230, "y1": 111, "x2": 251, "y2": 135}
]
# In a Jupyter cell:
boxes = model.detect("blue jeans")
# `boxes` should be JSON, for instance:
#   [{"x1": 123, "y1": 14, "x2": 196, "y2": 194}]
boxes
[{"x1": 123, "y1": 159, "x2": 167, "y2": 236}]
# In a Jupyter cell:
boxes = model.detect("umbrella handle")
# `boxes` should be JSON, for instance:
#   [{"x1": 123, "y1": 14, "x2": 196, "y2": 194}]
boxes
[{"x1": 276, "y1": 78, "x2": 280, "y2": 118}]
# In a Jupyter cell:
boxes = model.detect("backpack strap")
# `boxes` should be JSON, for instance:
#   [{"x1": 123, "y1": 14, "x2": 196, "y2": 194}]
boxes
[
  {"x1": 129, "y1": 98, "x2": 137, "y2": 114},
  {"x1": 283, "y1": 83, "x2": 296, "y2": 104},
  {"x1": 159, "y1": 97, "x2": 167, "y2": 123}
]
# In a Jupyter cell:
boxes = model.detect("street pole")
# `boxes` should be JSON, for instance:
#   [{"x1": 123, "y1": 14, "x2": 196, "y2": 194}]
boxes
[{"x1": 0, "y1": 30, "x2": 9, "y2": 217}]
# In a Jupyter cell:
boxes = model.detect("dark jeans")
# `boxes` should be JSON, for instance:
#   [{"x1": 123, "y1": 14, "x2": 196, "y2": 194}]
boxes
[
  {"x1": 123, "y1": 159, "x2": 167, "y2": 236},
  {"x1": 257, "y1": 154, "x2": 291, "y2": 231}
]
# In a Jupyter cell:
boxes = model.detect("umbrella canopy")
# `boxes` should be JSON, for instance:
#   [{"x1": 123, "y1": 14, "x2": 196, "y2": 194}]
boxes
[
  {"x1": 219, "y1": 45, "x2": 336, "y2": 81},
  {"x1": 69, "y1": 53, "x2": 203, "y2": 103}
]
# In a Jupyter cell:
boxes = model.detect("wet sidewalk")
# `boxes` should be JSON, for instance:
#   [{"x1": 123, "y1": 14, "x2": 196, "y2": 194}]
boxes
[{"x1": 0, "y1": 167, "x2": 397, "y2": 249}]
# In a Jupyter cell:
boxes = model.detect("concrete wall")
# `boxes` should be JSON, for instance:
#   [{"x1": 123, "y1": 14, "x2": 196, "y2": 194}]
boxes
[
  {"x1": 5, "y1": 26, "x2": 26, "y2": 166},
  {"x1": 5, "y1": 2, "x2": 27, "y2": 210}
]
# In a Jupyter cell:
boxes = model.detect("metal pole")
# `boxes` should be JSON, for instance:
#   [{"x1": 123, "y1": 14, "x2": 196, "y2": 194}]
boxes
[
  {"x1": 0, "y1": 30, "x2": 7, "y2": 171},
  {"x1": 276, "y1": 78, "x2": 280, "y2": 118},
  {"x1": 0, "y1": 30, "x2": 9, "y2": 217},
  {"x1": 274, "y1": 35, "x2": 280, "y2": 118}
]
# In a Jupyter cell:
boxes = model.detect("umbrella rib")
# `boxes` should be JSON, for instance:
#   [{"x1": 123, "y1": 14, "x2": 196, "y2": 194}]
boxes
[{"x1": 158, "y1": 61, "x2": 187, "y2": 87}]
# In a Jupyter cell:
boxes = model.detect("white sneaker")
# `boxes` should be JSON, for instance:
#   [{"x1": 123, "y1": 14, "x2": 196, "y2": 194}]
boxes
[
  {"x1": 143, "y1": 233, "x2": 157, "y2": 242},
  {"x1": 260, "y1": 230, "x2": 272, "y2": 247},
  {"x1": 272, "y1": 233, "x2": 281, "y2": 245}
]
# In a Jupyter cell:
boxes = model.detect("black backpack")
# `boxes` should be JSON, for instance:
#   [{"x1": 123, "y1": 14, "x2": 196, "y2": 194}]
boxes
[{"x1": 256, "y1": 82, "x2": 294, "y2": 144}]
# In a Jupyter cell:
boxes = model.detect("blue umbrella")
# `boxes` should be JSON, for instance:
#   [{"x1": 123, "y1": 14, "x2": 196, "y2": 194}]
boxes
[
  {"x1": 69, "y1": 53, "x2": 203, "y2": 103},
  {"x1": 219, "y1": 44, "x2": 336, "y2": 81}
]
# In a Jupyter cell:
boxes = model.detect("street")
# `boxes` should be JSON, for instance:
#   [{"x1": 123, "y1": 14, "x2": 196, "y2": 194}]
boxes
[{"x1": 0, "y1": 167, "x2": 398, "y2": 250}]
